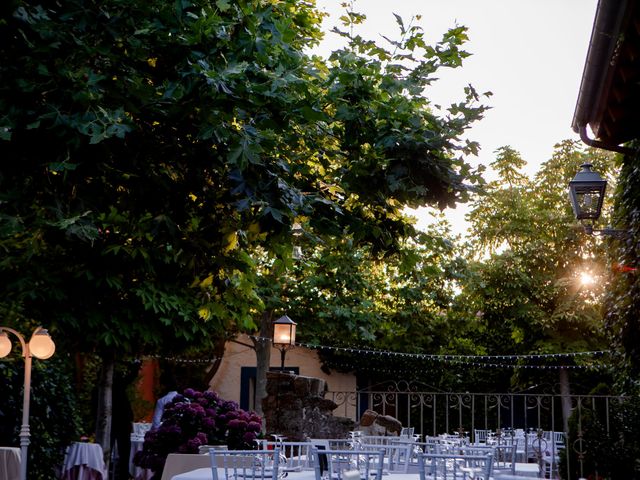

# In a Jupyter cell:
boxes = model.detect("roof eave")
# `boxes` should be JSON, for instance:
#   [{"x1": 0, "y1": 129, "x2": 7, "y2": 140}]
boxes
[{"x1": 571, "y1": 0, "x2": 631, "y2": 136}]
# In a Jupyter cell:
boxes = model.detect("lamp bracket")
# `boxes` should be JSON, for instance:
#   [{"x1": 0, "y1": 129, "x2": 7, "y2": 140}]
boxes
[
  {"x1": 583, "y1": 224, "x2": 629, "y2": 238},
  {"x1": 274, "y1": 343, "x2": 295, "y2": 352}
]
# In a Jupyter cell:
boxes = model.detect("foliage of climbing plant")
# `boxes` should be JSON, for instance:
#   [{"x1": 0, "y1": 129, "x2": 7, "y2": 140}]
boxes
[{"x1": 605, "y1": 142, "x2": 640, "y2": 383}]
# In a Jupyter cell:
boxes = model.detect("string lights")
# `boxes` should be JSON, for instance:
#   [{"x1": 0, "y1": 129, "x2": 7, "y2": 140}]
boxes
[
  {"x1": 130, "y1": 335, "x2": 613, "y2": 371},
  {"x1": 246, "y1": 334, "x2": 612, "y2": 371},
  {"x1": 135, "y1": 354, "x2": 222, "y2": 364}
]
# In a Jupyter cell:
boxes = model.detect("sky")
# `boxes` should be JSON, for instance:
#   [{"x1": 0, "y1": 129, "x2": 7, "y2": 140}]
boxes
[{"x1": 312, "y1": 0, "x2": 599, "y2": 235}]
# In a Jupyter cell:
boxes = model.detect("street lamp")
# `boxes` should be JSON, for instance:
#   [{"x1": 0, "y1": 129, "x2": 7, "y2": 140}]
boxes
[
  {"x1": 272, "y1": 315, "x2": 296, "y2": 371},
  {"x1": 568, "y1": 163, "x2": 627, "y2": 237},
  {"x1": 0, "y1": 326, "x2": 55, "y2": 480}
]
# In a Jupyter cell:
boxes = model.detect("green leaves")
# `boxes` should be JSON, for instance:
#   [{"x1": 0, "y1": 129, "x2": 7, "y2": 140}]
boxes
[
  {"x1": 0, "y1": 0, "x2": 490, "y2": 378},
  {"x1": 457, "y1": 141, "x2": 617, "y2": 389}
]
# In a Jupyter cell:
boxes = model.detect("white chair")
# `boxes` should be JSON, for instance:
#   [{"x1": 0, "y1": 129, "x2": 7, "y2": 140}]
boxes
[
  {"x1": 309, "y1": 438, "x2": 352, "y2": 450},
  {"x1": 132, "y1": 422, "x2": 152, "y2": 438},
  {"x1": 358, "y1": 435, "x2": 396, "y2": 446},
  {"x1": 416, "y1": 453, "x2": 493, "y2": 480},
  {"x1": 540, "y1": 434, "x2": 564, "y2": 480},
  {"x1": 258, "y1": 440, "x2": 313, "y2": 471},
  {"x1": 473, "y1": 429, "x2": 489, "y2": 444},
  {"x1": 422, "y1": 436, "x2": 446, "y2": 449},
  {"x1": 397, "y1": 440, "x2": 441, "y2": 471},
  {"x1": 459, "y1": 445, "x2": 494, "y2": 457},
  {"x1": 552, "y1": 431, "x2": 566, "y2": 449},
  {"x1": 492, "y1": 444, "x2": 517, "y2": 476},
  {"x1": 358, "y1": 443, "x2": 413, "y2": 473},
  {"x1": 210, "y1": 449, "x2": 280, "y2": 480},
  {"x1": 400, "y1": 427, "x2": 415, "y2": 438},
  {"x1": 311, "y1": 448, "x2": 384, "y2": 480}
]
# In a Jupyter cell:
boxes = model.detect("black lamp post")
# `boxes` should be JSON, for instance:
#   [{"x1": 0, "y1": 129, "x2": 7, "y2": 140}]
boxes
[
  {"x1": 568, "y1": 163, "x2": 627, "y2": 237},
  {"x1": 272, "y1": 315, "x2": 296, "y2": 371}
]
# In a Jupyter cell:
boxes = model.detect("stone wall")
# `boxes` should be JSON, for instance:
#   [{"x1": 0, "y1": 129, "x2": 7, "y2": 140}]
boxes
[{"x1": 262, "y1": 372, "x2": 354, "y2": 440}]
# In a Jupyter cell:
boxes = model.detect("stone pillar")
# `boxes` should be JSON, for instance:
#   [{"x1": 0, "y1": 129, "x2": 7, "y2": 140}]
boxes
[{"x1": 262, "y1": 372, "x2": 354, "y2": 440}]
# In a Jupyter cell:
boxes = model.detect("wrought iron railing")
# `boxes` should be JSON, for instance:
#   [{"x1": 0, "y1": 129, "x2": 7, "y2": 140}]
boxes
[{"x1": 326, "y1": 382, "x2": 629, "y2": 479}]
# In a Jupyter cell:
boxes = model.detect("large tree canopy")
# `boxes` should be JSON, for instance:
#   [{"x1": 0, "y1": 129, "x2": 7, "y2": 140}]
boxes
[
  {"x1": 0, "y1": 0, "x2": 487, "y2": 357},
  {"x1": 0, "y1": 1, "x2": 491, "y2": 460}
]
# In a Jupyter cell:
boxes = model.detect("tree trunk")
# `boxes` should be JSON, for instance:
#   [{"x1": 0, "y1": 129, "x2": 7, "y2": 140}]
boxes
[
  {"x1": 95, "y1": 355, "x2": 115, "y2": 468},
  {"x1": 204, "y1": 337, "x2": 228, "y2": 387},
  {"x1": 253, "y1": 310, "x2": 273, "y2": 420},
  {"x1": 559, "y1": 367, "x2": 572, "y2": 433}
]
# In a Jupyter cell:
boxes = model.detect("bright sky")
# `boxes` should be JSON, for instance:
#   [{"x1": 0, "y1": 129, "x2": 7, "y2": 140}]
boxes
[{"x1": 313, "y1": 0, "x2": 598, "y2": 235}]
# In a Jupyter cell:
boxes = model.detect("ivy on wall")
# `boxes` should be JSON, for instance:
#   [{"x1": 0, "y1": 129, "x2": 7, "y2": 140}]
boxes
[{"x1": 605, "y1": 140, "x2": 640, "y2": 386}]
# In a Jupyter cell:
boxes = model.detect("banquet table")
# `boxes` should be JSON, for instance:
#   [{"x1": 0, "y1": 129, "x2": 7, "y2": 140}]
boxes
[
  {"x1": 0, "y1": 446, "x2": 21, "y2": 480},
  {"x1": 512, "y1": 463, "x2": 540, "y2": 478},
  {"x1": 161, "y1": 454, "x2": 215, "y2": 480},
  {"x1": 171, "y1": 466, "x2": 542, "y2": 480},
  {"x1": 171, "y1": 470, "x2": 422, "y2": 480},
  {"x1": 62, "y1": 442, "x2": 107, "y2": 480}
]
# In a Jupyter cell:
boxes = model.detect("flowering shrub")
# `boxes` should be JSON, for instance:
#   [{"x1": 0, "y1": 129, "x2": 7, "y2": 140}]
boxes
[{"x1": 134, "y1": 389, "x2": 263, "y2": 478}]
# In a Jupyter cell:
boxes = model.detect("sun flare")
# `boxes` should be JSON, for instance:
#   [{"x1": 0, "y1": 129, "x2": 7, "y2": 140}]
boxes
[{"x1": 579, "y1": 271, "x2": 596, "y2": 286}]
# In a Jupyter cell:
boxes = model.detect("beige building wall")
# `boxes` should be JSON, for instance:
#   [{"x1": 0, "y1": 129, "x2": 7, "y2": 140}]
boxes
[{"x1": 209, "y1": 338, "x2": 357, "y2": 419}]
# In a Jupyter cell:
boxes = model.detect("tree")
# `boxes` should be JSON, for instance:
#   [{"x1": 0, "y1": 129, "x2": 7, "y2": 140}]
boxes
[
  {"x1": 459, "y1": 141, "x2": 617, "y2": 426},
  {"x1": 0, "y1": 0, "x2": 488, "y2": 459},
  {"x1": 225, "y1": 2, "x2": 489, "y2": 411}
]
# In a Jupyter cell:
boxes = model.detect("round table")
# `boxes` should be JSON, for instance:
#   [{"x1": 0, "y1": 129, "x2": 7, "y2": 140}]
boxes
[
  {"x1": 62, "y1": 442, "x2": 107, "y2": 480},
  {"x1": 0, "y1": 447, "x2": 21, "y2": 480}
]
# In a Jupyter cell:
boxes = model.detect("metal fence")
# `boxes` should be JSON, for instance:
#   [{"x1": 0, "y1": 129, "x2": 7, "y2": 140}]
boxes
[{"x1": 326, "y1": 381, "x2": 630, "y2": 479}]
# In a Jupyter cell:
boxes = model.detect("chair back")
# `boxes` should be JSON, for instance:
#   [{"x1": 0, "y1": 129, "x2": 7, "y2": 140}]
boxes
[
  {"x1": 131, "y1": 422, "x2": 152, "y2": 441},
  {"x1": 358, "y1": 436, "x2": 395, "y2": 446},
  {"x1": 210, "y1": 449, "x2": 280, "y2": 480},
  {"x1": 473, "y1": 429, "x2": 489, "y2": 444},
  {"x1": 459, "y1": 446, "x2": 494, "y2": 456},
  {"x1": 400, "y1": 427, "x2": 415, "y2": 438},
  {"x1": 493, "y1": 444, "x2": 517, "y2": 475},
  {"x1": 552, "y1": 431, "x2": 566, "y2": 448},
  {"x1": 358, "y1": 443, "x2": 413, "y2": 473},
  {"x1": 416, "y1": 453, "x2": 492, "y2": 480},
  {"x1": 258, "y1": 441, "x2": 313, "y2": 470},
  {"x1": 309, "y1": 438, "x2": 352, "y2": 450},
  {"x1": 398, "y1": 441, "x2": 440, "y2": 471},
  {"x1": 311, "y1": 448, "x2": 384, "y2": 480}
]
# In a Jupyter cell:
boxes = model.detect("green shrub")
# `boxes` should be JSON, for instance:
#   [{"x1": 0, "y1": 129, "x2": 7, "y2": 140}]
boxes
[
  {"x1": 0, "y1": 356, "x2": 82, "y2": 480},
  {"x1": 561, "y1": 395, "x2": 640, "y2": 479}
]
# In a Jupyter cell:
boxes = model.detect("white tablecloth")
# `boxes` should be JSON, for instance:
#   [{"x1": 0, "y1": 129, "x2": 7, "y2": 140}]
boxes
[
  {"x1": 171, "y1": 468, "x2": 213, "y2": 480},
  {"x1": 161, "y1": 454, "x2": 215, "y2": 480},
  {"x1": 172, "y1": 470, "x2": 423, "y2": 480},
  {"x1": 62, "y1": 442, "x2": 107, "y2": 480},
  {"x1": 0, "y1": 447, "x2": 21, "y2": 480},
  {"x1": 171, "y1": 467, "x2": 546, "y2": 480},
  {"x1": 513, "y1": 462, "x2": 540, "y2": 478}
]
